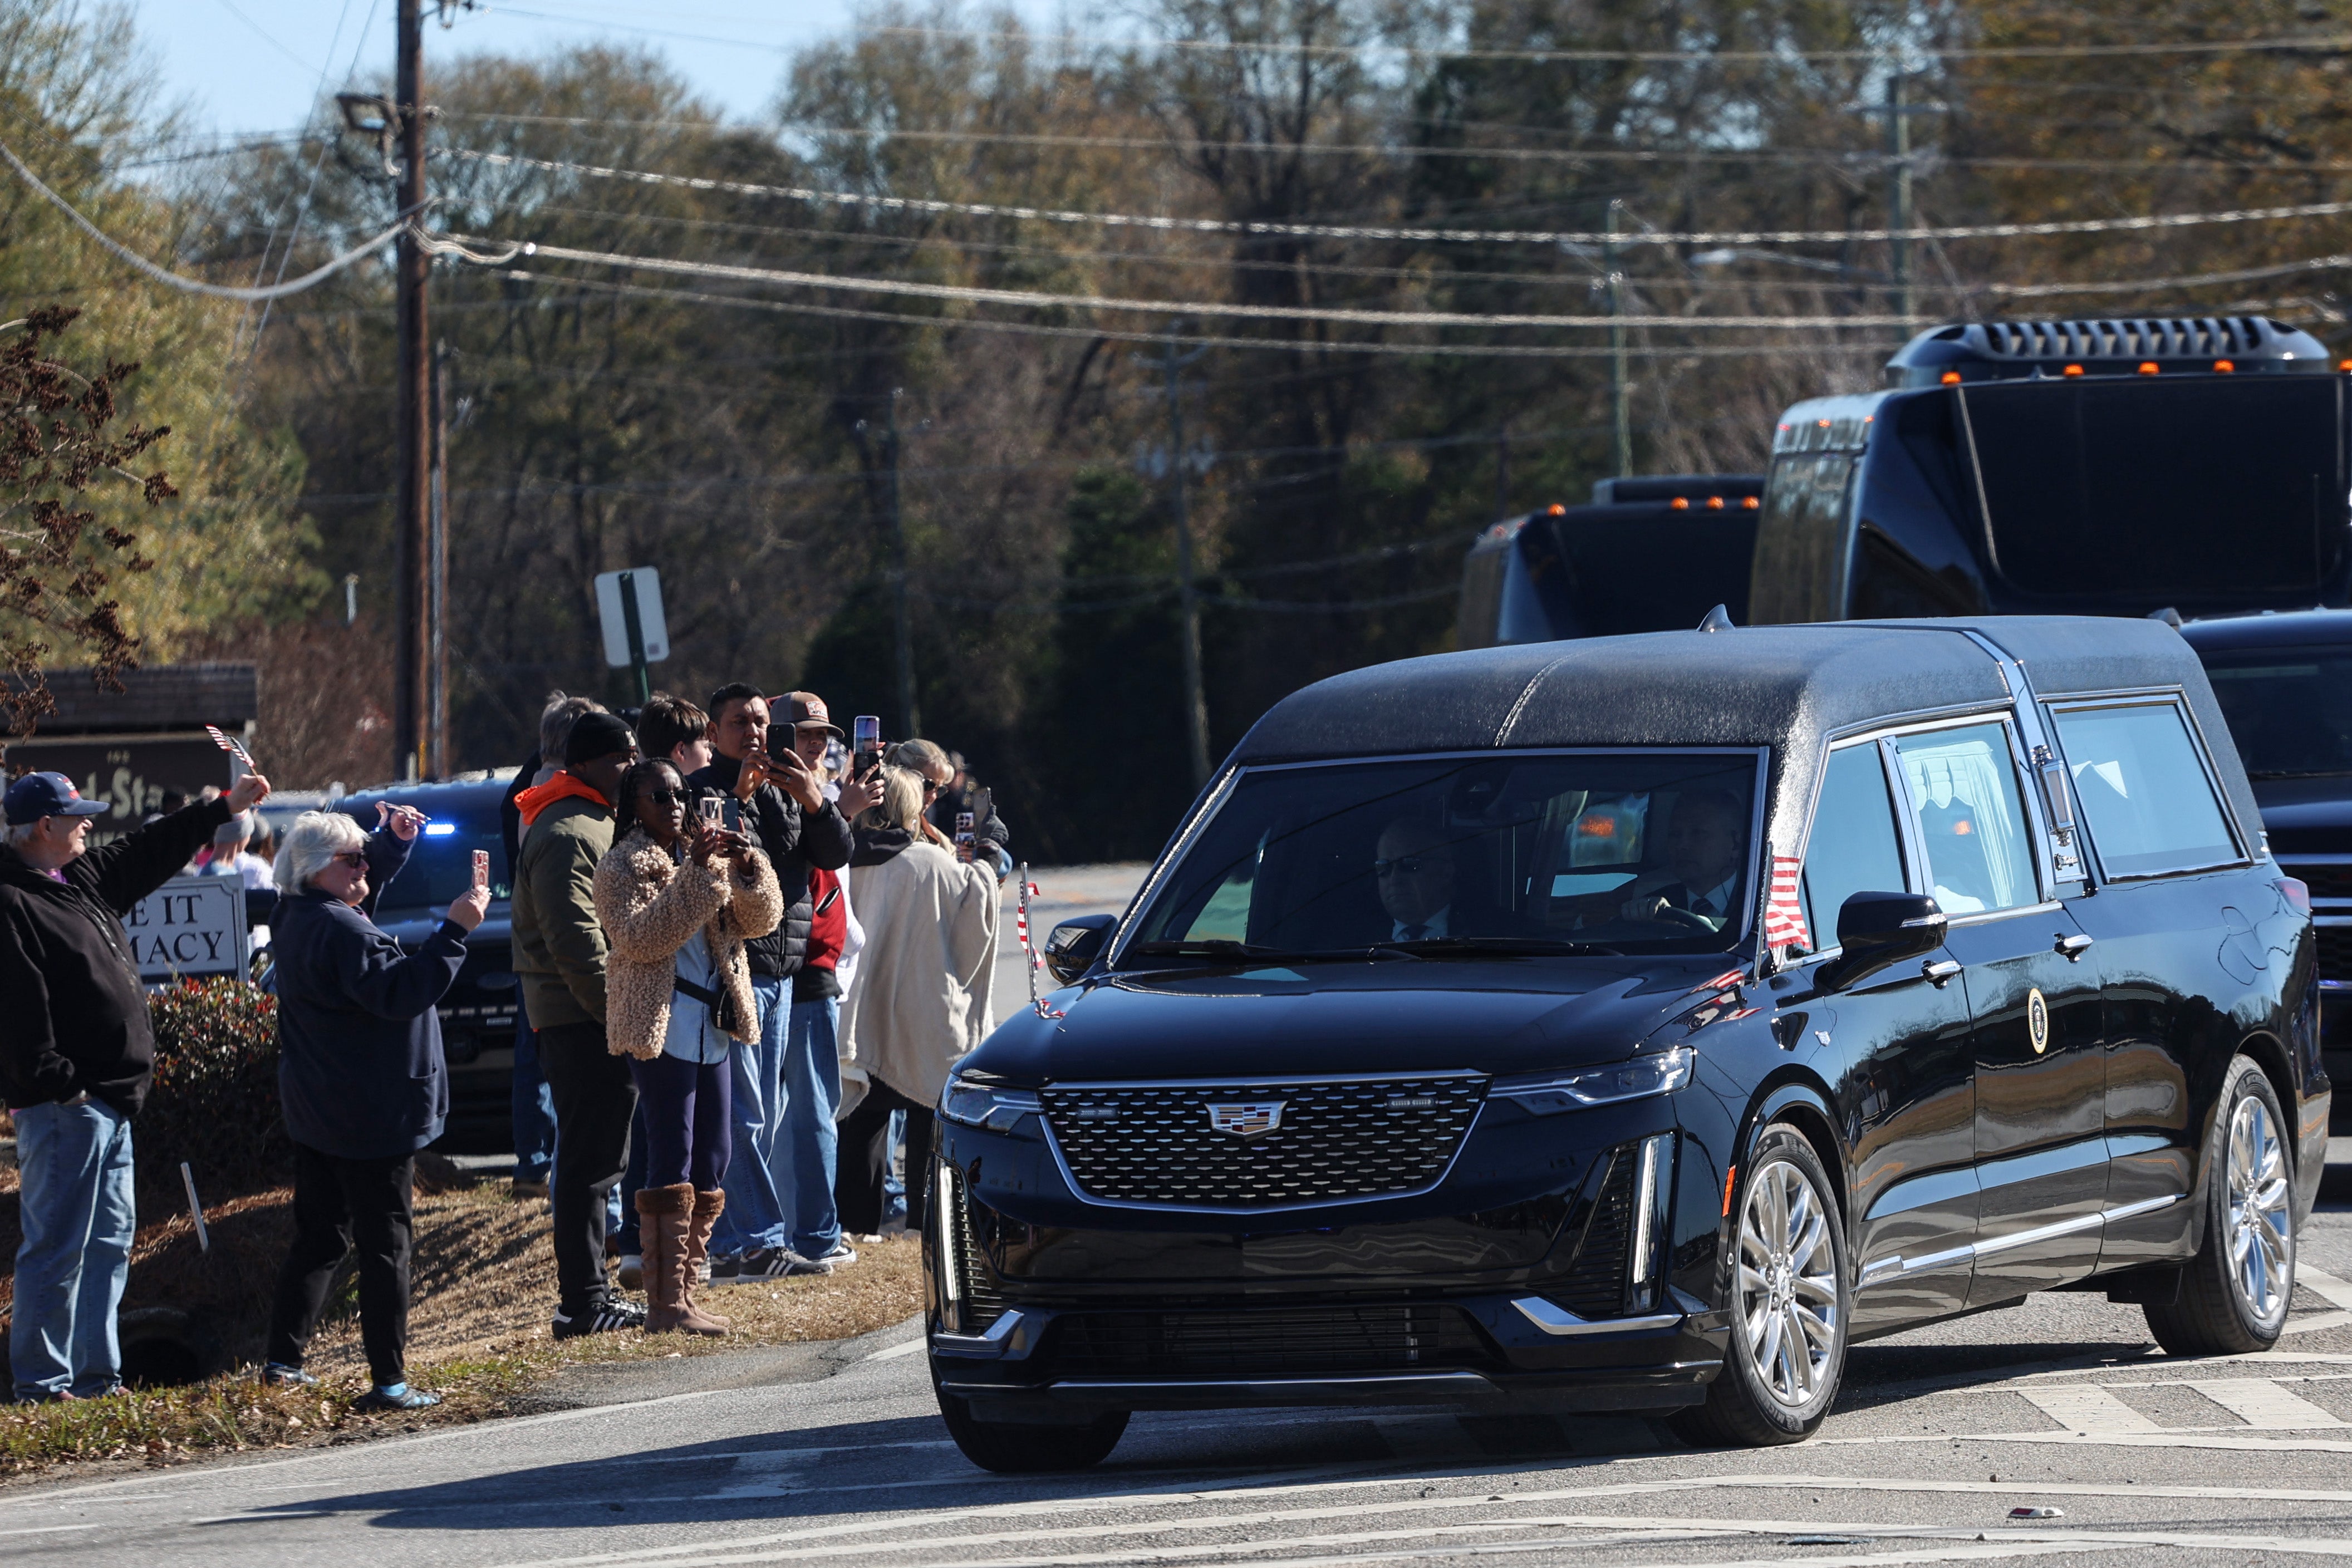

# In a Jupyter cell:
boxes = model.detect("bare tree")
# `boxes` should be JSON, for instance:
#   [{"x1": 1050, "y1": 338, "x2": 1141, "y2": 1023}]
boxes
[{"x1": 0, "y1": 306, "x2": 173, "y2": 738}]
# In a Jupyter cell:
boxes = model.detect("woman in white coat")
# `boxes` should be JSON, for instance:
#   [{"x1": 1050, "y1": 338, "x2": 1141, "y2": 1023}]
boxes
[{"x1": 835, "y1": 767, "x2": 996, "y2": 1238}]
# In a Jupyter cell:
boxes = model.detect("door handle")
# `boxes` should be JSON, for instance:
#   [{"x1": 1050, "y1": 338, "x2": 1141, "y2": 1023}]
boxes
[
  {"x1": 1922, "y1": 959, "x2": 1961, "y2": 987},
  {"x1": 2055, "y1": 933, "x2": 2095, "y2": 961}
]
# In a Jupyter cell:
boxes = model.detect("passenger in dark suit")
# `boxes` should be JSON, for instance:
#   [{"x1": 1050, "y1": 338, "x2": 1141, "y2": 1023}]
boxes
[{"x1": 1618, "y1": 787, "x2": 1746, "y2": 929}]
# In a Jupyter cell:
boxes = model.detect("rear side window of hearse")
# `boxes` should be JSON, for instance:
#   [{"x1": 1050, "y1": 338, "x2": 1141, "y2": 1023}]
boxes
[{"x1": 2049, "y1": 700, "x2": 2246, "y2": 879}]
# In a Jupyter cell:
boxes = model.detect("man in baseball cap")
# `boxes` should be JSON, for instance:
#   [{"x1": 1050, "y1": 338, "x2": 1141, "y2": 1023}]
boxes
[{"x1": 2, "y1": 762, "x2": 272, "y2": 1402}]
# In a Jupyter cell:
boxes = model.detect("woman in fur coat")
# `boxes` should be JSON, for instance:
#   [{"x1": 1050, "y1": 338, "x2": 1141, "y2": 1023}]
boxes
[
  {"x1": 593, "y1": 758, "x2": 781, "y2": 1334},
  {"x1": 836, "y1": 766, "x2": 997, "y2": 1240}
]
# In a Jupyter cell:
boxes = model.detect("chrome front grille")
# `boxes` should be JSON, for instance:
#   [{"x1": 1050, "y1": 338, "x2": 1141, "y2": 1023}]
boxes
[{"x1": 1040, "y1": 1075, "x2": 1486, "y2": 1210}]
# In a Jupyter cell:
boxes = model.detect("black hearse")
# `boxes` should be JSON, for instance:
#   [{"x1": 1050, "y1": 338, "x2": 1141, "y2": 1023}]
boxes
[
  {"x1": 1748, "y1": 318, "x2": 2352, "y2": 625},
  {"x1": 927, "y1": 617, "x2": 2320, "y2": 1468}
]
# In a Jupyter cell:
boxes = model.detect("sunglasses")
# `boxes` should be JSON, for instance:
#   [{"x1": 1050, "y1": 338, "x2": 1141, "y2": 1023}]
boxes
[
  {"x1": 1372, "y1": 856, "x2": 1431, "y2": 877},
  {"x1": 329, "y1": 851, "x2": 368, "y2": 869},
  {"x1": 639, "y1": 788, "x2": 688, "y2": 805}
]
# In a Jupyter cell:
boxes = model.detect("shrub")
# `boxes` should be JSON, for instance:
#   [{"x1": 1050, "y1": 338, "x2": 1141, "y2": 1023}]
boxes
[{"x1": 141, "y1": 979, "x2": 287, "y2": 1204}]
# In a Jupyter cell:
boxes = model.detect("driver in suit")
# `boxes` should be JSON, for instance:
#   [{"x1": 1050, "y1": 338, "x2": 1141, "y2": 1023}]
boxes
[
  {"x1": 1617, "y1": 787, "x2": 1746, "y2": 929},
  {"x1": 1373, "y1": 815, "x2": 1455, "y2": 942}
]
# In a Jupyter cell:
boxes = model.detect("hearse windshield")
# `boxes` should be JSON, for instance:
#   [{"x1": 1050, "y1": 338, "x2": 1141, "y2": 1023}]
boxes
[
  {"x1": 1125, "y1": 751, "x2": 1760, "y2": 962},
  {"x1": 2198, "y1": 646, "x2": 2352, "y2": 778}
]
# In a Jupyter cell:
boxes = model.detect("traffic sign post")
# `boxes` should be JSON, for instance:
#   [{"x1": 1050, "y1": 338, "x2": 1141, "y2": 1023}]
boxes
[{"x1": 593, "y1": 567, "x2": 669, "y2": 703}]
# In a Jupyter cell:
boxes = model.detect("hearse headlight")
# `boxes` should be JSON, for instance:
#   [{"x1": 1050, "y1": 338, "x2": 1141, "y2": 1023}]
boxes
[
  {"x1": 1491, "y1": 1045, "x2": 1693, "y2": 1114},
  {"x1": 939, "y1": 1077, "x2": 1043, "y2": 1132}
]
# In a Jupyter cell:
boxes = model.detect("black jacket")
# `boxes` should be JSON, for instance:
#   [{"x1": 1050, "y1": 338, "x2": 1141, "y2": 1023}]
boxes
[
  {"x1": 0, "y1": 797, "x2": 236, "y2": 1116},
  {"x1": 688, "y1": 751, "x2": 853, "y2": 979},
  {"x1": 271, "y1": 829, "x2": 466, "y2": 1159}
]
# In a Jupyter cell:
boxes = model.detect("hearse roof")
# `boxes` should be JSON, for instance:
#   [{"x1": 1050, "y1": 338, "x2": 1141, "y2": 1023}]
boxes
[{"x1": 1230, "y1": 616, "x2": 2256, "y2": 861}]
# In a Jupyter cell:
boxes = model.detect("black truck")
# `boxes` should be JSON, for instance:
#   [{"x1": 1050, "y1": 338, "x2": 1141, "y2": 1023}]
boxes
[
  {"x1": 1456, "y1": 475, "x2": 1764, "y2": 648},
  {"x1": 1746, "y1": 317, "x2": 2352, "y2": 625}
]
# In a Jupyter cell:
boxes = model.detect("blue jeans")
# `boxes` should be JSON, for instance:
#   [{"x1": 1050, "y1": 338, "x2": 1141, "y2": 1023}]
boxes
[
  {"x1": 511, "y1": 1027, "x2": 557, "y2": 1184},
  {"x1": 780, "y1": 996, "x2": 843, "y2": 1258},
  {"x1": 11, "y1": 1100, "x2": 136, "y2": 1400},
  {"x1": 711, "y1": 976, "x2": 792, "y2": 1256},
  {"x1": 883, "y1": 1109, "x2": 908, "y2": 1218},
  {"x1": 607, "y1": 1104, "x2": 649, "y2": 1253}
]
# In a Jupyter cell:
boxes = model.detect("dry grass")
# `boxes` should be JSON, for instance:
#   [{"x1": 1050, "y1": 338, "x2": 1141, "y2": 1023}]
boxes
[{"x1": 0, "y1": 1166, "x2": 924, "y2": 1481}]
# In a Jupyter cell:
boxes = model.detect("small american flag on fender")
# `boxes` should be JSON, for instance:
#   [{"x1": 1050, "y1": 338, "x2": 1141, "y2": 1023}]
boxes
[{"x1": 1762, "y1": 854, "x2": 1809, "y2": 950}]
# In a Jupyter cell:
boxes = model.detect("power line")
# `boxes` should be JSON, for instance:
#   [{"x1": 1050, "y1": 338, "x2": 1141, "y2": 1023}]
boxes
[
  {"x1": 464, "y1": 6, "x2": 2352, "y2": 65},
  {"x1": 0, "y1": 140, "x2": 415, "y2": 302},
  {"x1": 477, "y1": 233, "x2": 1937, "y2": 329},
  {"x1": 481, "y1": 265, "x2": 1917, "y2": 358},
  {"x1": 451, "y1": 146, "x2": 2352, "y2": 249}
]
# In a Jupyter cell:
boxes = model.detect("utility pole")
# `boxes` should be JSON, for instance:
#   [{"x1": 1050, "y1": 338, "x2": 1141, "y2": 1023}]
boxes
[
  {"x1": 885, "y1": 389, "x2": 916, "y2": 740},
  {"x1": 1885, "y1": 71, "x2": 1913, "y2": 325},
  {"x1": 392, "y1": 0, "x2": 430, "y2": 781},
  {"x1": 428, "y1": 338, "x2": 449, "y2": 777},
  {"x1": 1605, "y1": 199, "x2": 1631, "y2": 479},
  {"x1": 1161, "y1": 325, "x2": 1211, "y2": 788}
]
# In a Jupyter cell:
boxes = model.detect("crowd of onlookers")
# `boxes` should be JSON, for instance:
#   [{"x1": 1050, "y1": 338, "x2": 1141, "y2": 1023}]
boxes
[{"x1": 1, "y1": 684, "x2": 1009, "y2": 1408}]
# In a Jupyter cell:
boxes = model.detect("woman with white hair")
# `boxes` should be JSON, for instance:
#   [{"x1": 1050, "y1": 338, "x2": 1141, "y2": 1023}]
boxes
[
  {"x1": 835, "y1": 766, "x2": 996, "y2": 1240},
  {"x1": 259, "y1": 806, "x2": 489, "y2": 1409}
]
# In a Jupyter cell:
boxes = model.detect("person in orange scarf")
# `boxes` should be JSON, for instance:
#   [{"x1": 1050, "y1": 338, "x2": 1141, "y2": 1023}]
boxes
[{"x1": 510, "y1": 711, "x2": 645, "y2": 1339}]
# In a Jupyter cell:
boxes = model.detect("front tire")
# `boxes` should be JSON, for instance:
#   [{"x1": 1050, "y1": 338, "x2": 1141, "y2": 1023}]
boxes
[
  {"x1": 1675, "y1": 1124, "x2": 1848, "y2": 1448},
  {"x1": 2146, "y1": 1055, "x2": 2295, "y2": 1356},
  {"x1": 935, "y1": 1380, "x2": 1130, "y2": 1473}
]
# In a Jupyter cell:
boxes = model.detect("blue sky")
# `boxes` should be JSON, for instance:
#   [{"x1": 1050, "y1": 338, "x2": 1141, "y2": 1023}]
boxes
[{"x1": 131, "y1": 1, "x2": 1052, "y2": 137}]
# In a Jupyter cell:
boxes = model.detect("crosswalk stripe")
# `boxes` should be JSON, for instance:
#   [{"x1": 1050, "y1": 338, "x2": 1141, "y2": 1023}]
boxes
[
  {"x1": 2299, "y1": 1266, "x2": 2352, "y2": 1313},
  {"x1": 2192, "y1": 1379, "x2": 2348, "y2": 1429},
  {"x1": 2017, "y1": 1385, "x2": 2160, "y2": 1433}
]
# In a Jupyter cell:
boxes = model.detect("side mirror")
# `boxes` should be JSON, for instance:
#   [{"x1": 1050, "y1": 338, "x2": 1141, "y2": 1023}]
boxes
[
  {"x1": 1821, "y1": 891, "x2": 1946, "y2": 992},
  {"x1": 1043, "y1": 913, "x2": 1116, "y2": 985}
]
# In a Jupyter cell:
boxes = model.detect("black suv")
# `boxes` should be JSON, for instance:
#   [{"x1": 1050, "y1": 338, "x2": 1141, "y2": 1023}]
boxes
[
  {"x1": 2179, "y1": 608, "x2": 2352, "y2": 1127},
  {"x1": 333, "y1": 775, "x2": 521, "y2": 1151},
  {"x1": 927, "y1": 616, "x2": 2321, "y2": 1469}
]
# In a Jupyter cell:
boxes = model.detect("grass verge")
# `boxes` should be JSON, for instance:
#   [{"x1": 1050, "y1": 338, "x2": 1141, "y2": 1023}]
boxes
[{"x1": 0, "y1": 1172, "x2": 924, "y2": 1481}]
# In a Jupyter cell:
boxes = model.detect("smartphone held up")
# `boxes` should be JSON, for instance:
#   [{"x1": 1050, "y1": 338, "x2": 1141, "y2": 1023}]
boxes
[{"x1": 852, "y1": 715, "x2": 882, "y2": 778}]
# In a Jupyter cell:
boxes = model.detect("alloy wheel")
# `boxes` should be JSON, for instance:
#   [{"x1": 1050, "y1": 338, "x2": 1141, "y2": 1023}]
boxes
[
  {"x1": 2226, "y1": 1095, "x2": 2294, "y2": 1324},
  {"x1": 1735, "y1": 1159, "x2": 1841, "y2": 1409}
]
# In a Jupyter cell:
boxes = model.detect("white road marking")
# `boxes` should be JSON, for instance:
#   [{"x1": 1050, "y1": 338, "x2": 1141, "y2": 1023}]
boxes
[
  {"x1": 1822, "y1": 1429, "x2": 2352, "y2": 1453},
  {"x1": 2191, "y1": 1378, "x2": 2349, "y2": 1429},
  {"x1": 2285, "y1": 1311, "x2": 2352, "y2": 1335},
  {"x1": 2015, "y1": 1385, "x2": 2159, "y2": 1433},
  {"x1": 862, "y1": 1339, "x2": 925, "y2": 1362},
  {"x1": 473, "y1": 1471, "x2": 2352, "y2": 1568},
  {"x1": 2299, "y1": 1266, "x2": 2352, "y2": 1313}
]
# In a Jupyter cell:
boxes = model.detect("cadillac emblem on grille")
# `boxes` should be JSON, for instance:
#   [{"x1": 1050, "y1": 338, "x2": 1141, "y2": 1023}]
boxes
[
  {"x1": 1207, "y1": 1099, "x2": 1284, "y2": 1137},
  {"x1": 1041, "y1": 1075, "x2": 1487, "y2": 1209}
]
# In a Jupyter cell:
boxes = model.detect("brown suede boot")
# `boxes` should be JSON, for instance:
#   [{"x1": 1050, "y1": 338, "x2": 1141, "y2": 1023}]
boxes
[
  {"x1": 684, "y1": 1189, "x2": 730, "y2": 1329},
  {"x1": 634, "y1": 1183, "x2": 694, "y2": 1333}
]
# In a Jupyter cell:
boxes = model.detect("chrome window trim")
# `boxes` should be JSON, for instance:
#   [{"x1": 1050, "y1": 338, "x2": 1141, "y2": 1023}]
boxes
[
  {"x1": 2044, "y1": 691, "x2": 2256, "y2": 882},
  {"x1": 1112, "y1": 745, "x2": 1771, "y2": 967},
  {"x1": 1036, "y1": 1072, "x2": 1490, "y2": 1216},
  {"x1": 1942, "y1": 899, "x2": 2064, "y2": 930},
  {"x1": 1857, "y1": 1191, "x2": 2183, "y2": 1289}
]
